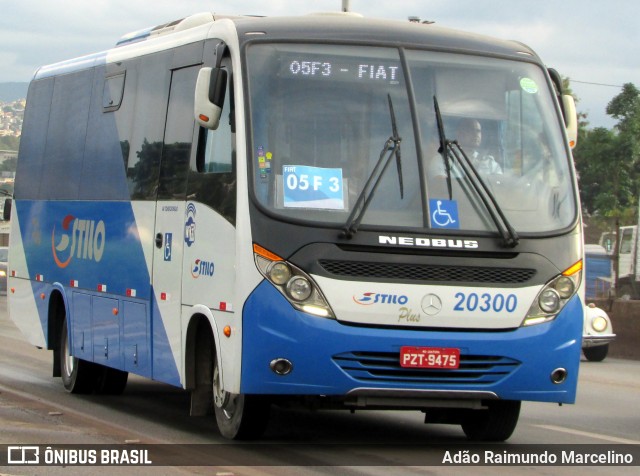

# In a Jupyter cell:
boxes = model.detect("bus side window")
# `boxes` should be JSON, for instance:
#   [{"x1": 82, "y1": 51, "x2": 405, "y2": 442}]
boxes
[
  {"x1": 102, "y1": 73, "x2": 125, "y2": 111},
  {"x1": 197, "y1": 67, "x2": 233, "y2": 173},
  {"x1": 188, "y1": 63, "x2": 236, "y2": 225},
  {"x1": 157, "y1": 65, "x2": 201, "y2": 200},
  {"x1": 199, "y1": 128, "x2": 232, "y2": 173}
]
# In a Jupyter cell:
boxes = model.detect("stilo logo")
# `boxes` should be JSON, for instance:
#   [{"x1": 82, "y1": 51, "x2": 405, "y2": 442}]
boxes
[
  {"x1": 52, "y1": 215, "x2": 106, "y2": 268},
  {"x1": 353, "y1": 292, "x2": 409, "y2": 306},
  {"x1": 191, "y1": 258, "x2": 215, "y2": 279}
]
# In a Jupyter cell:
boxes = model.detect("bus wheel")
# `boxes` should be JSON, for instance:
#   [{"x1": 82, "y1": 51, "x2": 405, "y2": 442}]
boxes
[
  {"x1": 59, "y1": 319, "x2": 96, "y2": 394},
  {"x1": 212, "y1": 356, "x2": 270, "y2": 440},
  {"x1": 461, "y1": 400, "x2": 520, "y2": 441},
  {"x1": 584, "y1": 344, "x2": 608, "y2": 362},
  {"x1": 94, "y1": 366, "x2": 129, "y2": 395}
]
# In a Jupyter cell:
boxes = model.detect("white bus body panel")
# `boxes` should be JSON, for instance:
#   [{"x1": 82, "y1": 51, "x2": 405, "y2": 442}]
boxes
[
  {"x1": 314, "y1": 274, "x2": 542, "y2": 329},
  {"x1": 7, "y1": 204, "x2": 47, "y2": 347}
]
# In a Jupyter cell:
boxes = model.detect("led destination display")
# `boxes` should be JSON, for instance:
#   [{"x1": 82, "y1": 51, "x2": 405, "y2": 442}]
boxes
[{"x1": 283, "y1": 56, "x2": 402, "y2": 85}]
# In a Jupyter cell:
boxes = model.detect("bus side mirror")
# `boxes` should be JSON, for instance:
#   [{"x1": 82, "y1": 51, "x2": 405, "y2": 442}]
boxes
[
  {"x1": 547, "y1": 68, "x2": 578, "y2": 149},
  {"x1": 562, "y1": 94, "x2": 578, "y2": 149},
  {"x1": 2, "y1": 198, "x2": 11, "y2": 221},
  {"x1": 194, "y1": 67, "x2": 227, "y2": 130}
]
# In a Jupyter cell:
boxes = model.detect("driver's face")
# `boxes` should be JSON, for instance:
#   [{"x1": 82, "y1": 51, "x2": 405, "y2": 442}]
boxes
[{"x1": 460, "y1": 121, "x2": 482, "y2": 149}]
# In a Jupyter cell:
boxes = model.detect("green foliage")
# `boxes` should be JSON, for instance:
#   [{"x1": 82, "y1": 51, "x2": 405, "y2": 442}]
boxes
[
  {"x1": 575, "y1": 128, "x2": 617, "y2": 214},
  {"x1": 0, "y1": 135, "x2": 19, "y2": 151},
  {"x1": 0, "y1": 156, "x2": 16, "y2": 173},
  {"x1": 607, "y1": 83, "x2": 640, "y2": 130},
  {"x1": 574, "y1": 81, "x2": 640, "y2": 229}
]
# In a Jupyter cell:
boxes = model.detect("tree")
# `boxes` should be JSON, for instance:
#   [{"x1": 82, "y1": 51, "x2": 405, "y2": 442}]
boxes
[
  {"x1": 575, "y1": 83, "x2": 640, "y2": 218},
  {"x1": 607, "y1": 83, "x2": 640, "y2": 138},
  {"x1": 607, "y1": 83, "x2": 640, "y2": 296},
  {"x1": 0, "y1": 136, "x2": 20, "y2": 151},
  {"x1": 574, "y1": 82, "x2": 640, "y2": 295},
  {"x1": 606, "y1": 83, "x2": 640, "y2": 202},
  {"x1": 0, "y1": 156, "x2": 16, "y2": 173},
  {"x1": 574, "y1": 127, "x2": 626, "y2": 216}
]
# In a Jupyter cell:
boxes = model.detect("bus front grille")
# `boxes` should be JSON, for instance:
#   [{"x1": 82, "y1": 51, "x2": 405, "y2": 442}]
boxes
[
  {"x1": 319, "y1": 260, "x2": 535, "y2": 284},
  {"x1": 333, "y1": 351, "x2": 520, "y2": 386}
]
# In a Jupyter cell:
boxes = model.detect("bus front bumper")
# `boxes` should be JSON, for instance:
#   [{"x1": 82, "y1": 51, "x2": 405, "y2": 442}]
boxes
[{"x1": 240, "y1": 281, "x2": 583, "y2": 405}]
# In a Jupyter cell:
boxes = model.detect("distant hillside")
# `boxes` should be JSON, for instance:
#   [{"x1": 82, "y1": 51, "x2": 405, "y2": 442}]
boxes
[{"x1": 0, "y1": 82, "x2": 29, "y2": 102}]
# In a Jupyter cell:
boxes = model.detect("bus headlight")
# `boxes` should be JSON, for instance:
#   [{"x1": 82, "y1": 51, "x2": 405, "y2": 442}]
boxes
[
  {"x1": 253, "y1": 243, "x2": 335, "y2": 319},
  {"x1": 555, "y1": 276, "x2": 575, "y2": 299},
  {"x1": 269, "y1": 262, "x2": 292, "y2": 285},
  {"x1": 286, "y1": 276, "x2": 312, "y2": 301},
  {"x1": 522, "y1": 260, "x2": 582, "y2": 326},
  {"x1": 539, "y1": 289, "x2": 560, "y2": 313}
]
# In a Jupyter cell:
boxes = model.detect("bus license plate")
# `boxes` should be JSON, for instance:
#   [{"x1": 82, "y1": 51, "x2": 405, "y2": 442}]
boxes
[{"x1": 400, "y1": 346, "x2": 460, "y2": 369}]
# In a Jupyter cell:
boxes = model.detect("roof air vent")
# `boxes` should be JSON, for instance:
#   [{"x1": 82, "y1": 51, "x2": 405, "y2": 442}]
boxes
[{"x1": 116, "y1": 12, "x2": 215, "y2": 47}]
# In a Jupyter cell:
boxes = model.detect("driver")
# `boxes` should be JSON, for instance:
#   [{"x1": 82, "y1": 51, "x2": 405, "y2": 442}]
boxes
[{"x1": 429, "y1": 118, "x2": 502, "y2": 177}]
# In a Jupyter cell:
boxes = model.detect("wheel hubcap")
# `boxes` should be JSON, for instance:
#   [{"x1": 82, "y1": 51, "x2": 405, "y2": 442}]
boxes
[
  {"x1": 213, "y1": 363, "x2": 229, "y2": 410},
  {"x1": 63, "y1": 333, "x2": 75, "y2": 377}
]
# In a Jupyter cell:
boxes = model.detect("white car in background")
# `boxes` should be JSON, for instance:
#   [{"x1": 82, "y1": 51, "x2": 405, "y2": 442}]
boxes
[{"x1": 583, "y1": 303, "x2": 616, "y2": 361}]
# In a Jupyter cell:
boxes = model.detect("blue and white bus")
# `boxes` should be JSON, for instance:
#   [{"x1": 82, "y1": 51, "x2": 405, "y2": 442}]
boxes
[{"x1": 7, "y1": 10, "x2": 582, "y2": 441}]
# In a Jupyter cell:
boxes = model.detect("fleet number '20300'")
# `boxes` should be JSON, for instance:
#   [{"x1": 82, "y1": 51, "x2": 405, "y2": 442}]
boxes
[{"x1": 453, "y1": 292, "x2": 518, "y2": 313}]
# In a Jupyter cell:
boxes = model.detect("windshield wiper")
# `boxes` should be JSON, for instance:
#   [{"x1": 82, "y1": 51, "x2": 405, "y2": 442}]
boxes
[
  {"x1": 433, "y1": 96, "x2": 453, "y2": 200},
  {"x1": 389, "y1": 95, "x2": 404, "y2": 199},
  {"x1": 450, "y1": 141, "x2": 519, "y2": 247},
  {"x1": 432, "y1": 96, "x2": 519, "y2": 248},
  {"x1": 342, "y1": 94, "x2": 403, "y2": 239}
]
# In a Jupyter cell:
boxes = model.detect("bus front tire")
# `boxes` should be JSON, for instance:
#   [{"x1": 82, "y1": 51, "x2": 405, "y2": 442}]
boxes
[
  {"x1": 60, "y1": 319, "x2": 96, "y2": 394},
  {"x1": 461, "y1": 400, "x2": 521, "y2": 441},
  {"x1": 213, "y1": 357, "x2": 270, "y2": 439}
]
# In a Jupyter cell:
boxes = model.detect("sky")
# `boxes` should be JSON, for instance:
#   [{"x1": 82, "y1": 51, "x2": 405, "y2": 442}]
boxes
[{"x1": 1, "y1": 0, "x2": 638, "y2": 129}]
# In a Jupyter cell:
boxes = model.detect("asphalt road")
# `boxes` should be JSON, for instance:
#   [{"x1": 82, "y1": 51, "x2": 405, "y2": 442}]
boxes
[{"x1": 0, "y1": 295, "x2": 638, "y2": 475}]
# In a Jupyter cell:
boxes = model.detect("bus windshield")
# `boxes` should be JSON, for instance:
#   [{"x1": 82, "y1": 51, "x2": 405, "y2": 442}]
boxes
[{"x1": 247, "y1": 43, "x2": 576, "y2": 234}]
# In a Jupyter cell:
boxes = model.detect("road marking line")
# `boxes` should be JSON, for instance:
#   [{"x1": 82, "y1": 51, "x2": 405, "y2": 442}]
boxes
[{"x1": 534, "y1": 424, "x2": 640, "y2": 444}]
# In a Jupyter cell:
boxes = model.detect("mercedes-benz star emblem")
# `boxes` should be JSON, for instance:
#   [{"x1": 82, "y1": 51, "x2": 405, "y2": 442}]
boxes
[{"x1": 421, "y1": 294, "x2": 443, "y2": 316}]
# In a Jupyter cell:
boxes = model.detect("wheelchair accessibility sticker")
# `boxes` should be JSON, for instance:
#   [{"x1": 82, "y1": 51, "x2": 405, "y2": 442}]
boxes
[{"x1": 429, "y1": 199, "x2": 459, "y2": 229}]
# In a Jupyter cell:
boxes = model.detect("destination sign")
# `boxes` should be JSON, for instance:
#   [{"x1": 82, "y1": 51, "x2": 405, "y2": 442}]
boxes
[{"x1": 282, "y1": 57, "x2": 402, "y2": 85}]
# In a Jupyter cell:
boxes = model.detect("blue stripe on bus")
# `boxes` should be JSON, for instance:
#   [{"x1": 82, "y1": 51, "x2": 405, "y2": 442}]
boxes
[
  {"x1": 15, "y1": 199, "x2": 182, "y2": 387},
  {"x1": 16, "y1": 200, "x2": 150, "y2": 298},
  {"x1": 241, "y1": 281, "x2": 582, "y2": 403}
]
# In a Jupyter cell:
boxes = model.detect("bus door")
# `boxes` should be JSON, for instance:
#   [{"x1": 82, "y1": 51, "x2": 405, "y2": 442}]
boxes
[{"x1": 151, "y1": 65, "x2": 201, "y2": 384}]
